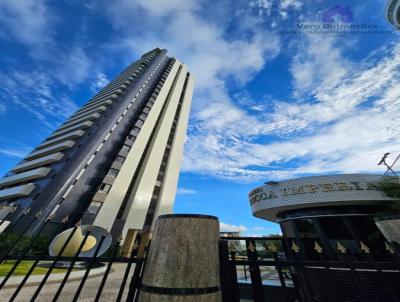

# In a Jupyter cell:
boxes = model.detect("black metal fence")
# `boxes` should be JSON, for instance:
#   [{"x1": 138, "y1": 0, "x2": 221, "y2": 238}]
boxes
[
  {"x1": 219, "y1": 236, "x2": 400, "y2": 302},
  {"x1": 2, "y1": 212, "x2": 400, "y2": 302},
  {"x1": 0, "y1": 213, "x2": 148, "y2": 302}
]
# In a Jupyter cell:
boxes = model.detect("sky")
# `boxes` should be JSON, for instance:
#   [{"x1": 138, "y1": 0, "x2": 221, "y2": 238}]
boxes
[{"x1": 0, "y1": 0, "x2": 399, "y2": 236}]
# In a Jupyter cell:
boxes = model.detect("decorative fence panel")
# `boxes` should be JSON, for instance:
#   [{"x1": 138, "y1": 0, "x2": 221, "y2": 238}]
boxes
[
  {"x1": 219, "y1": 236, "x2": 400, "y2": 302},
  {"x1": 0, "y1": 214, "x2": 148, "y2": 302}
]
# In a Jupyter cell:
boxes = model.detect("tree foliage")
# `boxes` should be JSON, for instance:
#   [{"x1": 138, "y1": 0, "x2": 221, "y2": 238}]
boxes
[{"x1": 0, "y1": 233, "x2": 51, "y2": 256}]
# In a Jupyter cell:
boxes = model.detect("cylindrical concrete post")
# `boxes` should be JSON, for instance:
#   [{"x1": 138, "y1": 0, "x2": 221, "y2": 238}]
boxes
[{"x1": 139, "y1": 214, "x2": 221, "y2": 302}]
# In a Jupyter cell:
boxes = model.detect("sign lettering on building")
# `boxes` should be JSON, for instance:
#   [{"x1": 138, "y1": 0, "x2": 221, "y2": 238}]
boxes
[{"x1": 249, "y1": 182, "x2": 382, "y2": 206}]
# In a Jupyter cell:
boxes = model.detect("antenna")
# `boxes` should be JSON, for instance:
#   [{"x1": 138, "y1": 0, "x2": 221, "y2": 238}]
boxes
[{"x1": 378, "y1": 152, "x2": 400, "y2": 176}]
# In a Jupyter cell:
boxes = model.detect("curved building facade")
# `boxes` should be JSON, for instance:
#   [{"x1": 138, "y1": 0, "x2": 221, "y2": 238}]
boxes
[
  {"x1": 250, "y1": 174, "x2": 400, "y2": 258},
  {"x1": 250, "y1": 174, "x2": 400, "y2": 301}
]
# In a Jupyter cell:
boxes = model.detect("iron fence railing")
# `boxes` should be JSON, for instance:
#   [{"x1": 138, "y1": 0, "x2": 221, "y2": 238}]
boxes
[
  {"x1": 0, "y1": 211, "x2": 148, "y2": 302},
  {"x1": 220, "y1": 236, "x2": 400, "y2": 302},
  {"x1": 2, "y1": 215, "x2": 400, "y2": 302}
]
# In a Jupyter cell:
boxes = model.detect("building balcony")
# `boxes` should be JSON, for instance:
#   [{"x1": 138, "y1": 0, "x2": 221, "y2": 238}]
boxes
[
  {"x1": 77, "y1": 99, "x2": 113, "y2": 114},
  {"x1": 68, "y1": 106, "x2": 107, "y2": 122},
  {"x1": 48, "y1": 121, "x2": 93, "y2": 140},
  {"x1": 101, "y1": 77, "x2": 132, "y2": 90},
  {"x1": 38, "y1": 130, "x2": 85, "y2": 149},
  {"x1": 11, "y1": 153, "x2": 64, "y2": 173},
  {"x1": 0, "y1": 167, "x2": 51, "y2": 187},
  {"x1": 89, "y1": 91, "x2": 120, "y2": 104},
  {"x1": 0, "y1": 183, "x2": 36, "y2": 201},
  {"x1": 59, "y1": 113, "x2": 101, "y2": 130},
  {"x1": 93, "y1": 87, "x2": 125, "y2": 100},
  {"x1": 97, "y1": 82, "x2": 129, "y2": 96},
  {"x1": 92, "y1": 191, "x2": 107, "y2": 203},
  {"x1": 26, "y1": 141, "x2": 75, "y2": 160}
]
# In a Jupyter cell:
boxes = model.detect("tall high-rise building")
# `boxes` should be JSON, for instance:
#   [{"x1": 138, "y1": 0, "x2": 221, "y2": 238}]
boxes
[{"x1": 0, "y1": 48, "x2": 194, "y2": 244}]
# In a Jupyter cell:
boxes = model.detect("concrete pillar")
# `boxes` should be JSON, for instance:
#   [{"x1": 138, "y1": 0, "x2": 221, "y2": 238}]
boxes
[
  {"x1": 139, "y1": 214, "x2": 221, "y2": 302},
  {"x1": 122, "y1": 228, "x2": 138, "y2": 257},
  {"x1": 137, "y1": 231, "x2": 151, "y2": 258}
]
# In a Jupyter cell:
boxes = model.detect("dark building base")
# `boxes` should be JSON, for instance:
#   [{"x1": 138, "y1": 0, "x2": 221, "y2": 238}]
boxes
[{"x1": 238, "y1": 283, "x2": 298, "y2": 302}]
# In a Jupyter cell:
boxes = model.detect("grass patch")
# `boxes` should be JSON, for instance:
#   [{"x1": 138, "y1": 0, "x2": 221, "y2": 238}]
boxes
[{"x1": 0, "y1": 261, "x2": 69, "y2": 277}]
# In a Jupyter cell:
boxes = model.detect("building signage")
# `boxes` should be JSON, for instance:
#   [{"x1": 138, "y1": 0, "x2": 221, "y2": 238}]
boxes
[
  {"x1": 249, "y1": 181, "x2": 383, "y2": 206},
  {"x1": 249, "y1": 174, "x2": 398, "y2": 222}
]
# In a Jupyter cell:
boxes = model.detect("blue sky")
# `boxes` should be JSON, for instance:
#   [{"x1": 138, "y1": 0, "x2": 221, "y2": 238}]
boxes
[{"x1": 0, "y1": 0, "x2": 399, "y2": 236}]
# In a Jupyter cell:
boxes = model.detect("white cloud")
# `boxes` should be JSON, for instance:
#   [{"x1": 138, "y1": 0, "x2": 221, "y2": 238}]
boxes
[
  {"x1": 220, "y1": 222, "x2": 247, "y2": 233},
  {"x1": 124, "y1": 0, "x2": 197, "y2": 17},
  {"x1": 91, "y1": 72, "x2": 110, "y2": 93},
  {"x1": 182, "y1": 39, "x2": 400, "y2": 182},
  {"x1": 53, "y1": 47, "x2": 92, "y2": 87},
  {"x1": 279, "y1": 0, "x2": 302, "y2": 19},
  {"x1": 0, "y1": 0, "x2": 53, "y2": 56},
  {"x1": 280, "y1": 0, "x2": 302, "y2": 10},
  {"x1": 0, "y1": 1, "x2": 92, "y2": 87},
  {"x1": 4, "y1": 0, "x2": 394, "y2": 185},
  {"x1": 101, "y1": 0, "x2": 280, "y2": 94},
  {"x1": 0, "y1": 140, "x2": 33, "y2": 159},
  {"x1": 249, "y1": 0, "x2": 302, "y2": 19},
  {"x1": 250, "y1": 0, "x2": 273, "y2": 16},
  {"x1": 0, "y1": 70, "x2": 79, "y2": 129},
  {"x1": 0, "y1": 147, "x2": 30, "y2": 158},
  {"x1": 291, "y1": 36, "x2": 351, "y2": 96},
  {"x1": 253, "y1": 226, "x2": 268, "y2": 232},
  {"x1": 95, "y1": 0, "x2": 284, "y2": 183},
  {"x1": 176, "y1": 187, "x2": 197, "y2": 195}
]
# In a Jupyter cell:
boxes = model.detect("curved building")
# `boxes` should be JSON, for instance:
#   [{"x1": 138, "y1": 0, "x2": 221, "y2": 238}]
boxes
[
  {"x1": 386, "y1": 0, "x2": 400, "y2": 29},
  {"x1": 250, "y1": 174, "x2": 400, "y2": 257},
  {"x1": 250, "y1": 174, "x2": 400, "y2": 301}
]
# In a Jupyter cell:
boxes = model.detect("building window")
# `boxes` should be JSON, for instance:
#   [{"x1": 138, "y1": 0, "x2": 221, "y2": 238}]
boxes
[
  {"x1": 121, "y1": 145, "x2": 131, "y2": 152},
  {"x1": 107, "y1": 168, "x2": 119, "y2": 177},
  {"x1": 115, "y1": 156, "x2": 125, "y2": 163},
  {"x1": 99, "y1": 183, "x2": 112, "y2": 193},
  {"x1": 88, "y1": 201, "x2": 102, "y2": 214}
]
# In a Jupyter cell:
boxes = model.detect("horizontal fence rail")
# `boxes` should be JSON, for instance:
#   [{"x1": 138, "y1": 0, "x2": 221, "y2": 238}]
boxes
[
  {"x1": 219, "y1": 236, "x2": 400, "y2": 302},
  {"x1": 0, "y1": 211, "x2": 149, "y2": 302},
  {"x1": 2, "y1": 213, "x2": 400, "y2": 302}
]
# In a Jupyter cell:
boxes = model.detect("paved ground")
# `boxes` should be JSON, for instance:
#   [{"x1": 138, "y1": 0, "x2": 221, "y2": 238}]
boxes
[
  {"x1": 0, "y1": 264, "x2": 288, "y2": 301},
  {"x1": 0, "y1": 263, "x2": 135, "y2": 302}
]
